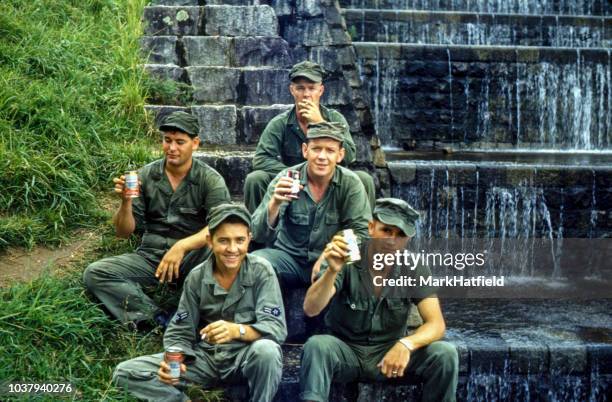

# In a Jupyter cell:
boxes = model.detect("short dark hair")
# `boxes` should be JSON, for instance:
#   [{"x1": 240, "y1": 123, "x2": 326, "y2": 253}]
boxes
[{"x1": 210, "y1": 216, "x2": 250, "y2": 237}]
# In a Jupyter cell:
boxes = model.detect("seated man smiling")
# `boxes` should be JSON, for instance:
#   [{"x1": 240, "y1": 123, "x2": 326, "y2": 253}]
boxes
[{"x1": 113, "y1": 204, "x2": 287, "y2": 402}]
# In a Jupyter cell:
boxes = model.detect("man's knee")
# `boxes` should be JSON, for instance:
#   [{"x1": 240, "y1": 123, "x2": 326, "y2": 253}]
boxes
[
  {"x1": 303, "y1": 335, "x2": 338, "y2": 363},
  {"x1": 427, "y1": 341, "x2": 459, "y2": 373},
  {"x1": 248, "y1": 339, "x2": 282, "y2": 368},
  {"x1": 83, "y1": 261, "x2": 104, "y2": 292},
  {"x1": 245, "y1": 170, "x2": 272, "y2": 190}
]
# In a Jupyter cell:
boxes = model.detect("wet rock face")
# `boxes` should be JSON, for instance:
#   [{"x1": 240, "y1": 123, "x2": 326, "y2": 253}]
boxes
[
  {"x1": 356, "y1": 44, "x2": 611, "y2": 151},
  {"x1": 338, "y1": 0, "x2": 610, "y2": 15}
]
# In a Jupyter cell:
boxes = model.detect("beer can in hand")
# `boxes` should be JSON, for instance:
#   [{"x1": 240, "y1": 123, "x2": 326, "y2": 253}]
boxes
[
  {"x1": 286, "y1": 170, "x2": 301, "y2": 199},
  {"x1": 343, "y1": 229, "x2": 361, "y2": 263},
  {"x1": 165, "y1": 347, "x2": 184, "y2": 379},
  {"x1": 124, "y1": 170, "x2": 139, "y2": 198}
]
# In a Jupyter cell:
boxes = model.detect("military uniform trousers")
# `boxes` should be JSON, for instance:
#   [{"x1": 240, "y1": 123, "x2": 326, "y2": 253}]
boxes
[
  {"x1": 300, "y1": 335, "x2": 458, "y2": 402},
  {"x1": 252, "y1": 248, "x2": 313, "y2": 290},
  {"x1": 83, "y1": 246, "x2": 210, "y2": 324},
  {"x1": 113, "y1": 339, "x2": 282, "y2": 402},
  {"x1": 244, "y1": 169, "x2": 376, "y2": 214}
]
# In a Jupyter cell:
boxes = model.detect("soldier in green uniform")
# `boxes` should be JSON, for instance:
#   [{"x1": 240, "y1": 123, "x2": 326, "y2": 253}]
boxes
[
  {"x1": 113, "y1": 204, "x2": 287, "y2": 402},
  {"x1": 244, "y1": 60, "x2": 376, "y2": 213},
  {"x1": 300, "y1": 198, "x2": 459, "y2": 402},
  {"x1": 83, "y1": 111, "x2": 231, "y2": 329},
  {"x1": 251, "y1": 121, "x2": 372, "y2": 289}
]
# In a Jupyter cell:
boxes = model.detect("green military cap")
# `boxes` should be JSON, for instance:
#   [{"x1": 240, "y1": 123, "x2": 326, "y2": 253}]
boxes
[
  {"x1": 207, "y1": 203, "x2": 252, "y2": 232},
  {"x1": 159, "y1": 111, "x2": 199, "y2": 137},
  {"x1": 307, "y1": 121, "x2": 346, "y2": 143},
  {"x1": 373, "y1": 198, "x2": 420, "y2": 237},
  {"x1": 289, "y1": 61, "x2": 325, "y2": 83}
]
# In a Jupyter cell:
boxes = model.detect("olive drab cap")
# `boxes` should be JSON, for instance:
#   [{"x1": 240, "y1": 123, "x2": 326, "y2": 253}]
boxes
[
  {"x1": 289, "y1": 61, "x2": 325, "y2": 83},
  {"x1": 159, "y1": 111, "x2": 199, "y2": 137},
  {"x1": 207, "y1": 203, "x2": 252, "y2": 232},
  {"x1": 373, "y1": 198, "x2": 420, "y2": 237},
  {"x1": 307, "y1": 121, "x2": 346, "y2": 143}
]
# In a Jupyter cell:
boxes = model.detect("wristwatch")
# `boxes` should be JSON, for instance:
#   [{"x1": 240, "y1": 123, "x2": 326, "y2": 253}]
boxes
[
  {"x1": 399, "y1": 339, "x2": 415, "y2": 352},
  {"x1": 238, "y1": 324, "x2": 246, "y2": 338}
]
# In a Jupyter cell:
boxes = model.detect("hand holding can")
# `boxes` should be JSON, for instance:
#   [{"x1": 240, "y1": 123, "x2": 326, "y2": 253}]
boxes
[{"x1": 165, "y1": 347, "x2": 184, "y2": 379}]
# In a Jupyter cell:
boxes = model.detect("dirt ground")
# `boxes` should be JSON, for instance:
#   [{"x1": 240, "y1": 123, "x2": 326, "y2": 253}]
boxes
[{"x1": 0, "y1": 230, "x2": 100, "y2": 286}]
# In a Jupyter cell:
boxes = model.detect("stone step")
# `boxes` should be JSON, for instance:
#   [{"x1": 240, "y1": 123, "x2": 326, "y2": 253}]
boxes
[
  {"x1": 141, "y1": 35, "x2": 292, "y2": 67},
  {"x1": 219, "y1": 298, "x2": 612, "y2": 401},
  {"x1": 192, "y1": 146, "x2": 612, "y2": 239},
  {"x1": 343, "y1": 9, "x2": 611, "y2": 48},
  {"x1": 143, "y1": 5, "x2": 278, "y2": 37},
  {"x1": 144, "y1": 64, "x2": 354, "y2": 107},
  {"x1": 339, "y1": 0, "x2": 610, "y2": 17},
  {"x1": 354, "y1": 42, "x2": 611, "y2": 151}
]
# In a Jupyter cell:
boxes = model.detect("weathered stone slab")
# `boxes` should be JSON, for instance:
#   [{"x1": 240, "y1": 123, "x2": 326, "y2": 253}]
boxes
[
  {"x1": 140, "y1": 36, "x2": 178, "y2": 65},
  {"x1": 186, "y1": 67, "x2": 240, "y2": 103},
  {"x1": 195, "y1": 151, "x2": 254, "y2": 196},
  {"x1": 143, "y1": 6, "x2": 202, "y2": 36},
  {"x1": 296, "y1": 0, "x2": 324, "y2": 17},
  {"x1": 233, "y1": 37, "x2": 292, "y2": 67},
  {"x1": 241, "y1": 68, "x2": 293, "y2": 105},
  {"x1": 145, "y1": 64, "x2": 186, "y2": 82},
  {"x1": 192, "y1": 105, "x2": 238, "y2": 145},
  {"x1": 182, "y1": 36, "x2": 231, "y2": 66},
  {"x1": 240, "y1": 104, "x2": 293, "y2": 144},
  {"x1": 204, "y1": 5, "x2": 278, "y2": 37}
]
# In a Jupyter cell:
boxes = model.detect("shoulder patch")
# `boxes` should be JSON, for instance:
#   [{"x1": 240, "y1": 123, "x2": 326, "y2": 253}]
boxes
[
  {"x1": 173, "y1": 311, "x2": 189, "y2": 323},
  {"x1": 262, "y1": 306, "x2": 282, "y2": 317}
]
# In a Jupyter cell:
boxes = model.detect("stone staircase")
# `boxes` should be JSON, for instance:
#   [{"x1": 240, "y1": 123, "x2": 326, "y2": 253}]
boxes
[
  {"x1": 140, "y1": 1, "x2": 611, "y2": 401},
  {"x1": 340, "y1": 0, "x2": 611, "y2": 150}
]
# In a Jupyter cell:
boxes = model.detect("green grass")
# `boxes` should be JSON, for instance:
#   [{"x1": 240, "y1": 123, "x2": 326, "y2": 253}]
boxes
[
  {"x1": 0, "y1": 230, "x2": 227, "y2": 401},
  {"x1": 0, "y1": 0, "x2": 160, "y2": 249}
]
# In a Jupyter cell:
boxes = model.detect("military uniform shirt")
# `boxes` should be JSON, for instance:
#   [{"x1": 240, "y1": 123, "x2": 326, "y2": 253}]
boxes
[
  {"x1": 321, "y1": 243, "x2": 436, "y2": 345},
  {"x1": 132, "y1": 158, "x2": 230, "y2": 253},
  {"x1": 251, "y1": 162, "x2": 371, "y2": 265},
  {"x1": 163, "y1": 254, "x2": 288, "y2": 362},
  {"x1": 252, "y1": 105, "x2": 357, "y2": 175}
]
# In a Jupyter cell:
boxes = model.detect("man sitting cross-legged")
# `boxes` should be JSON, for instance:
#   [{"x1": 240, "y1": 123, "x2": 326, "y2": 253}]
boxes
[
  {"x1": 113, "y1": 204, "x2": 287, "y2": 402},
  {"x1": 300, "y1": 198, "x2": 459, "y2": 402}
]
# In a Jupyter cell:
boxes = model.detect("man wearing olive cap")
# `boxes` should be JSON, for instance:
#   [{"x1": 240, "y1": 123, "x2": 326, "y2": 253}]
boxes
[
  {"x1": 301, "y1": 198, "x2": 459, "y2": 402},
  {"x1": 251, "y1": 121, "x2": 372, "y2": 291},
  {"x1": 113, "y1": 203, "x2": 287, "y2": 402},
  {"x1": 84, "y1": 111, "x2": 231, "y2": 330},
  {"x1": 243, "y1": 60, "x2": 376, "y2": 214}
]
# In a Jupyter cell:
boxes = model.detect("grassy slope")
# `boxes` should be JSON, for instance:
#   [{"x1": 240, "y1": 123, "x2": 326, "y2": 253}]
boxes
[
  {"x1": 0, "y1": 1, "x2": 225, "y2": 400},
  {"x1": 0, "y1": 0, "x2": 158, "y2": 249}
]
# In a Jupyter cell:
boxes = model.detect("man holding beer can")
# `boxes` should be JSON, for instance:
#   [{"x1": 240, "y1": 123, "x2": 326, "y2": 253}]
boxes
[
  {"x1": 243, "y1": 60, "x2": 375, "y2": 214},
  {"x1": 251, "y1": 121, "x2": 371, "y2": 290},
  {"x1": 113, "y1": 204, "x2": 286, "y2": 402},
  {"x1": 300, "y1": 198, "x2": 459, "y2": 402},
  {"x1": 83, "y1": 111, "x2": 231, "y2": 330}
]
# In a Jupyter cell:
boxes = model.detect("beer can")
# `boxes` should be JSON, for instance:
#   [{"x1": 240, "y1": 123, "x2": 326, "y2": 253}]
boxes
[
  {"x1": 343, "y1": 229, "x2": 361, "y2": 263},
  {"x1": 124, "y1": 170, "x2": 139, "y2": 198},
  {"x1": 165, "y1": 347, "x2": 184, "y2": 379},
  {"x1": 286, "y1": 170, "x2": 301, "y2": 199}
]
